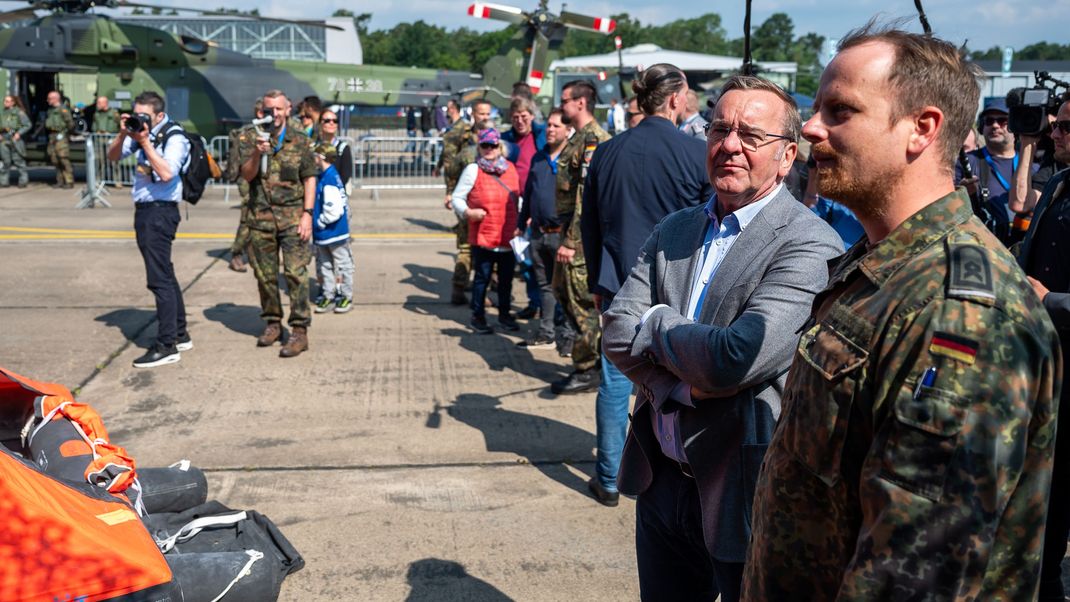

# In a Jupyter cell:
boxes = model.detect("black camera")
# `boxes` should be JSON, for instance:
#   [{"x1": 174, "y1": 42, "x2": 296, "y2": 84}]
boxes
[
  {"x1": 1006, "y1": 71, "x2": 1069, "y2": 136},
  {"x1": 124, "y1": 112, "x2": 152, "y2": 134}
]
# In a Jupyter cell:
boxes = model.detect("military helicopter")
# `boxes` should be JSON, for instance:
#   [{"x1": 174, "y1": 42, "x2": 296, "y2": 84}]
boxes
[{"x1": 0, "y1": 0, "x2": 616, "y2": 140}]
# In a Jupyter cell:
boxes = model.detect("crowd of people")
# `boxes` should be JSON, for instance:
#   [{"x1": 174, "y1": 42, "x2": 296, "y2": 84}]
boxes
[
  {"x1": 97, "y1": 18, "x2": 1070, "y2": 599},
  {"x1": 434, "y1": 22, "x2": 1070, "y2": 602}
]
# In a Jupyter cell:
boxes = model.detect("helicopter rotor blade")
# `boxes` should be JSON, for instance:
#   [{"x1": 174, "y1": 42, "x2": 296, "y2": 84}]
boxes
[
  {"x1": 466, "y1": 2, "x2": 526, "y2": 25},
  {"x1": 112, "y1": 0, "x2": 345, "y2": 30},
  {"x1": 558, "y1": 10, "x2": 615, "y2": 34},
  {"x1": 523, "y1": 30, "x2": 550, "y2": 94}
]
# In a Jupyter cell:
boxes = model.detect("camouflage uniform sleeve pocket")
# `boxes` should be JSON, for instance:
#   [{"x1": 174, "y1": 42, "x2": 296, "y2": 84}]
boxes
[
  {"x1": 783, "y1": 323, "x2": 868, "y2": 487},
  {"x1": 880, "y1": 384, "x2": 968, "y2": 502}
]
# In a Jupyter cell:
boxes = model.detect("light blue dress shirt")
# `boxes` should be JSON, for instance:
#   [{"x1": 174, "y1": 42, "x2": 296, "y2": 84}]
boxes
[
  {"x1": 642, "y1": 184, "x2": 782, "y2": 463},
  {"x1": 120, "y1": 113, "x2": 190, "y2": 203}
]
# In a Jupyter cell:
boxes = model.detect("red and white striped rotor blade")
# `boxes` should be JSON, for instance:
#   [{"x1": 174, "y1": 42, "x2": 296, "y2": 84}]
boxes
[
  {"x1": 467, "y1": 2, "x2": 526, "y2": 24},
  {"x1": 558, "y1": 11, "x2": 616, "y2": 34}
]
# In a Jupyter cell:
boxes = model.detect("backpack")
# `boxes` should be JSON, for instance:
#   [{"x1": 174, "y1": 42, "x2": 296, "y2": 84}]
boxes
[{"x1": 157, "y1": 123, "x2": 222, "y2": 204}]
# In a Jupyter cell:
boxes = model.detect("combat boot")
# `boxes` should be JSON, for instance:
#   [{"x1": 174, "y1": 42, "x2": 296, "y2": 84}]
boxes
[
  {"x1": 279, "y1": 327, "x2": 308, "y2": 358},
  {"x1": 257, "y1": 322, "x2": 282, "y2": 347}
]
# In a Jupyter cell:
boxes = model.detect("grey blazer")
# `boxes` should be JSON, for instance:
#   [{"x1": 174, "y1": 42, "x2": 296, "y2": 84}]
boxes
[{"x1": 603, "y1": 186, "x2": 842, "y2": 562}]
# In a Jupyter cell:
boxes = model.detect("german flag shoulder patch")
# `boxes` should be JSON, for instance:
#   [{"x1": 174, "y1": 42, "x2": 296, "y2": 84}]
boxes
[{"x1": 929, "y1": 332, "x2": 979, "y2": 364}]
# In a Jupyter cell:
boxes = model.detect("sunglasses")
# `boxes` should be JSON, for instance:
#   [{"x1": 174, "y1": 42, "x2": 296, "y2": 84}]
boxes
[
  {"x1": 1054, "y1": 120, "x2": 1070, "y2": 135},
  {"x1": 321, "y1": 118, "x2": 338, "y2": 124},
  {"x1": 479, "y1": 142, "x2": 498, "y2": 149},
  {"x1": 982, "y1": 116, "x2": 1008, "y2": 127}
]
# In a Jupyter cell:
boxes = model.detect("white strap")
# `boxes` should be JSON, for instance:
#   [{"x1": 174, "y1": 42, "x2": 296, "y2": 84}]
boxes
[
  {"x1": 156, "y1": 511, "x2": 248, "y2": 553},
  {"x1": 169, "y1": 459, "x2": 192, "y2": 471},
  {"x1": 208, "y1": 549, "x2": 264, "y2": 602}
]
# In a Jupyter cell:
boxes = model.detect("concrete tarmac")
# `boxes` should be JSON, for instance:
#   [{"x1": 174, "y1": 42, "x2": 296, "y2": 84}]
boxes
[{"x1": 0, "y1": 184, "x2": 638, "y2": 601}]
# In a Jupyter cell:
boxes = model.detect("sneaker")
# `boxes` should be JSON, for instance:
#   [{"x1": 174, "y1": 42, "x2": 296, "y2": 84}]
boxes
[
  {"x1": 132, "y1": 344, "x2": 180, "y2": 368},
  {"x1": 334, "y1": 297, "x2": 353, "y2": 314},
  {"x1": 498, "y1": 316, "x2": 520, "y2": 332},
  {"x1": 551, "y1": 369, "x2": 601, "y2": 395},
  {"x1": 470, "y1": 315, "x2": 493, "y2": 334},
  {"x1": 175, "y1": 333, "x2": 193, "y2": 352},
  {"x1": 518, "y1": 335, "x2": 555, "y2": 349},
  {"x1": 314, "y1": 296, "x2": 334, "y2": 314}
]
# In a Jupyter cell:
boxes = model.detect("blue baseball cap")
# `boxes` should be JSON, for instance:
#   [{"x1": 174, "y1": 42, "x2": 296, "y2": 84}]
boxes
[{"x1": 981, "y1": 98, "x2": 1009, "y2": 116}]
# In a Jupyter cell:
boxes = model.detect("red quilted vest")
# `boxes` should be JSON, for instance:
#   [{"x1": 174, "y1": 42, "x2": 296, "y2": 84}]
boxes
[{"x1": 467, "y1": 163, "x2": 520, "y2": 249}]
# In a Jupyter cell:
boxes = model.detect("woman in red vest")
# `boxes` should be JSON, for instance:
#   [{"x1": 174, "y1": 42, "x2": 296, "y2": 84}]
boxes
[{"x1": 450, "y1": 128, "x2": 521, "y2": 334}]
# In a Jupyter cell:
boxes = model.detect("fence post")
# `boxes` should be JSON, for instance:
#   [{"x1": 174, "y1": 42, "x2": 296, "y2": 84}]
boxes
[{"x1": 75, "y1": 135, "x2": 111, "y2": 209}]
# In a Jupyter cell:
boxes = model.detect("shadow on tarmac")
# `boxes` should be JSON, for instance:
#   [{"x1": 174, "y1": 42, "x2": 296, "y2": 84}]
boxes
[
  {"x1": 445, "y1": 392, "x2": 594, "y2": 495},
  {"x1": 95, "y1": 308, "x2": 156, "y2": 345},
  {"x1": 203, "y1": 303, "x2": 265, "y2": 337},
  {"x1": 404, "y1": 558, "x2": 513, "y2": 602},
  {"x1": 403, "y1": 217, "x2": 453, "y2": 233}
]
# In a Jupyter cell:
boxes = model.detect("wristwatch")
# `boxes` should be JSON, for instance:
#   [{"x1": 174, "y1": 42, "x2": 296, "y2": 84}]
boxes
[{"x1": 303, "y1": 207, "x2": 313, "y2": 215}]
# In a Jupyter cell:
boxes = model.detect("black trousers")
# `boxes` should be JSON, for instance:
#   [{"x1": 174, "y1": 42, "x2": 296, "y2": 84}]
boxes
[
  {"x1": 134, "y1": 202, "x2": 187, "y2": 347},
  {"x1": 470, "y1": 246, "x2": 515, "y2": 320},
  {"x1": 636, "y1": 455, "x2": 727, "y2": 602},
  {"x1": 1040, "y1": 380, "x2": 1070, "y2": 601},
  {"x1": 529, "y1": 230, "x2": 561, "y2": 339}
]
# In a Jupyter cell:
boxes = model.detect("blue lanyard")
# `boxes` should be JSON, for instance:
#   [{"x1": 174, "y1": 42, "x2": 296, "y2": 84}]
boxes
[
  {"x1": 981, "y1": 147, "x2": 1017, "y2": 191},
  {"x1": 274, "y1": 125, "x2": 286, "y2": 154}
]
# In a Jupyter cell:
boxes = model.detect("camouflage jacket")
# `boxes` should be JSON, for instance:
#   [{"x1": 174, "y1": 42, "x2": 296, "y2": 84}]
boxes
[
  {"x1": 239, "y1": 125, "x2": 317, "y2": 209},
  {"x1": 92, "y1": 108, "x2": 120, "y2": 134},
  {"x1": 557, "y1": 120, "x2": 610, "y2": 250},
  {"x1": 226, "y1": 125, "x2": 259, "y2": 198},
  {"x1": 439, "y1": 118, "x2": 474, "y2": 191},
  {"x1": 0, "y1": 107, "x2": 30, "y2": 138},
  {"x1": 743, "y1": 190, "x2": 1061, "y2": 601},
  {"x1": 45, "y1": 105, "x2": 73, "y2": 135}
]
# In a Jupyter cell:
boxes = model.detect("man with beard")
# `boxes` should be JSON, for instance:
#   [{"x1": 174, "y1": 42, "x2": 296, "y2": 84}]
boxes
[
  {"x1": 743, "y1": 24, "x2": 1061, "y2": 600},
  {"x1": 1018, "y1": 98, "x2": 1070, "y2": 601}
]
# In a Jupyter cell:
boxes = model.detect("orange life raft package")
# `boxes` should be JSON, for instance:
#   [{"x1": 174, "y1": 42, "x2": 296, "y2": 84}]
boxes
[{"x1": 0, "y1": 366, "x2": 176, "y2": 601}]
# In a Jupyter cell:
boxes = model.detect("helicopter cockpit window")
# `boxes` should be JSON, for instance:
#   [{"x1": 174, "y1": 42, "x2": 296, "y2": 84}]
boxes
[
  {"x1": 165, "y1": 87, "x2": 189, "y2": 122},
  {"x1": 178, "y1": 36, "x2": 208, "y2": 55}
]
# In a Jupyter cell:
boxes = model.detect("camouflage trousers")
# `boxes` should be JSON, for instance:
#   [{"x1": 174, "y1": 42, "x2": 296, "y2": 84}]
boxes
[
  {"x1": 0, "y1": 138, "x2": 27, "y2": 186},
  {"x1": 47, "y1": 135, "x2": 73, "y2": 186},
  {"x1": 230, "y1": 185, "x2": 252, "y2": 256},
  {"x1": 247, "y1": 205, "x2": 312, "y2": 328},
  {"x1": 552, "y1": 252, "x2": 600, "y2": 372},
  {"x1": 452, "y1": 217, "x2": 471, "y2": 291}
]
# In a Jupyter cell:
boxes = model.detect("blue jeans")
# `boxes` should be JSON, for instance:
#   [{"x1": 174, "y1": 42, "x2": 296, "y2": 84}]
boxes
[
  {"x1": 470, "y1": 246, "x2": 515, "y2": 319},
  {"x1": 595, "y1": 296, "x2": 633, "y2": 492}
]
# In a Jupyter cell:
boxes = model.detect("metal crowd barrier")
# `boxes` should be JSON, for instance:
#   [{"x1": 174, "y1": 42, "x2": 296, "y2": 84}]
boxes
[
  {"x1": 85, "y1": 133, "x2": 138, "y2": 187},
  {"x1": 353, "y1": 136, "x2": 445, "y2": 194}
]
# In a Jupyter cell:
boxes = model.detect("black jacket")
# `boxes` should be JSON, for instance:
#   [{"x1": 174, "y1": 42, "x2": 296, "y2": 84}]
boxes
[{"x1": 580, "y1": 116, "x2": 712, "y2": 297}]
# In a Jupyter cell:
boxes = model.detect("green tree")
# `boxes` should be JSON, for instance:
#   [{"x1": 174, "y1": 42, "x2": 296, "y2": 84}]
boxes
[{"x1": 751, "y1": 13, "x2": 795, "y2": 62}]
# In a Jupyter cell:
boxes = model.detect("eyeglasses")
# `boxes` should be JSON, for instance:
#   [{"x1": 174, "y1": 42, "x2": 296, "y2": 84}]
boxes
[
  {"x1": 704, "y1": 123, "x2": 793, "y2": 151},
  {"x1": 1053, "y1": 120, "x2": 1070, "y2": 135},
  {"x1": 982, "y1": 116, "x2": 1008, "y2": 127},
  {"x1": 321, "y1": 118, "x2": 338, "y2": 124}
]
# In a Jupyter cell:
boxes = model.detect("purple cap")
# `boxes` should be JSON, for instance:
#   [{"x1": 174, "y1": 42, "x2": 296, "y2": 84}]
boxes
[{"x1": 478, "y1": 128, "x2": 500, "y2": 145}]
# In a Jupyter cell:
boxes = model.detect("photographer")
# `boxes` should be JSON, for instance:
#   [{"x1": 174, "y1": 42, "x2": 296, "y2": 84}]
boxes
[
  {"x1": 1018, "y1": 98, "x2": 1070, "y2": 602},
  {"x1": 1010, "y1": 108, "x2": 1067, "y2": 216},
  {"x1": 106, "y1": 90, "x2": 192, "y2": 368}
]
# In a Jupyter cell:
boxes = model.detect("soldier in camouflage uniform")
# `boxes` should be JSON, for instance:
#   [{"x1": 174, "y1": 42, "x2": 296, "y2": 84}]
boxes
[
  {"x1": 0, "y1": 95, "x2": 30, "y2": 188},
  {"x1": 438, "y1": 99, "x2": 491, "y2": 305},
  {"x1": 239, "y1": 90, "x2": 318, "y2": 358},
  {"x1": 743, "y1": 27, "x2": 1061, "y2": 601},
  {"x1": 225, "y1": 98, "x2": 264, "y2": 273},
  {"x1": 551, "y1": 80, "x2": 611, "y2": 395},
  {"x1": 92, "y1": 96, "x2": 121, "y2": 188},
  {"x1": 45, "y1": 91, "x2": 74, "y2": 189}
]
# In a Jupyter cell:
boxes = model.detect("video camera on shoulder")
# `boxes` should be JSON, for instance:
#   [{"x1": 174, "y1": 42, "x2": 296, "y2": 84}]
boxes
[
  {"x1": 124, "y1": 112, "x2": 152, "y2": 134},
  {"x1": 1006, "y1": 71, "x2": 1069, "y2": 136}
]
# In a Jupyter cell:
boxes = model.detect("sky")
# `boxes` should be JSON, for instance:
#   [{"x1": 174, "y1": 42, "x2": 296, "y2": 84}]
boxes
[
  {"x1": 109, "y1": 0, "x2": 1067, "y2": 53},
  {"x1": 215, "y1": 0, "x2": 1061, "y2": 52}
]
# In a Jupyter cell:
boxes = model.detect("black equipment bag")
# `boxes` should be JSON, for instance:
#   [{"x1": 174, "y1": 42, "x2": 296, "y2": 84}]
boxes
[
  {"x1": 142, "y1": 500, "x2": 304, "y2": 602},
  {"x1": 157, "y1": 123, "x2": 214, "y2": 204}
]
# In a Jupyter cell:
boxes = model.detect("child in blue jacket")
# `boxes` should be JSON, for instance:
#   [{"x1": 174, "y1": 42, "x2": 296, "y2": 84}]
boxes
[{"x1": 312, "y1": 143, "x2": 353, "y2": 313}]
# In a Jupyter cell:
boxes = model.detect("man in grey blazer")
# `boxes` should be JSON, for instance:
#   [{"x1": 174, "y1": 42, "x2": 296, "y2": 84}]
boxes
[{"x1": 602, "y1": 75, "x2": 842, "y2": 601}]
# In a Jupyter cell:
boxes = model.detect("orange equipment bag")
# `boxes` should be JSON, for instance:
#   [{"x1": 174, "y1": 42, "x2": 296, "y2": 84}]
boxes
[{"x1": 0, "y1": 367, "x2": 175, "y2": 601}]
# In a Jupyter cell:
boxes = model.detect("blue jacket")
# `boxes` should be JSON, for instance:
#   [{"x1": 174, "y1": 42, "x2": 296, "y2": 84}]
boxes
[
  {"x1": 501, "y1": 122, "x2": 547, "y2": 164},
  {"x1": 580, "y1": 116, "x2": 713, "y2": 297},
  {"x1": 518, "y1": 145, "x2": 561, "y2": 230},
  {"x1": 313, "y1": 164, "x2": 349, "y2": 245}
]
